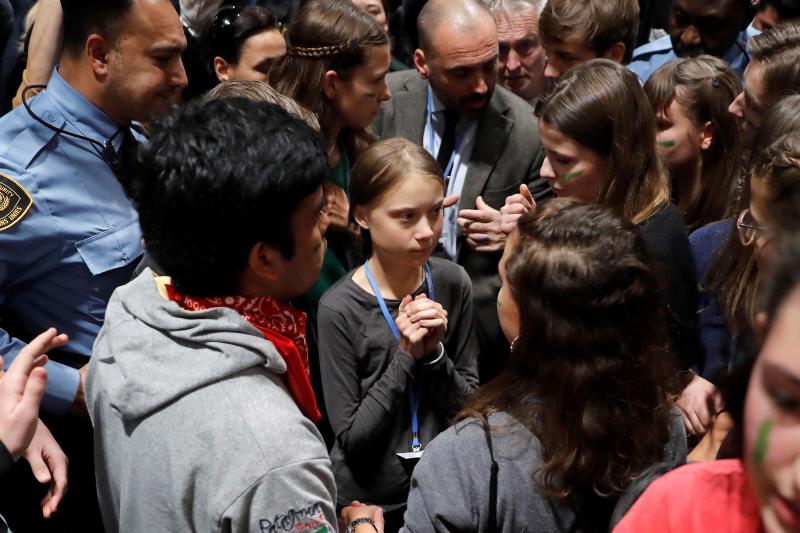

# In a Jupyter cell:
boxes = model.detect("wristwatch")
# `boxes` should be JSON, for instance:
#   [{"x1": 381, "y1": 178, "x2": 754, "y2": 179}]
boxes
[{"x1": 345, "y1": 516, "x2": 377, "y2": 533}]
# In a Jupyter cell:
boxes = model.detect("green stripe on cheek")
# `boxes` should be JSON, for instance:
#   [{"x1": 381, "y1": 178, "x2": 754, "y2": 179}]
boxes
[
  {"x1": 657, "y1": 140, "x2": 676, "y2": 148},
  {"x1": 562, "y1": 170, "x2": 584, "y2": 181},
  {"x1": 753, "y1": 419, "x2": 773, "y2": 466}
]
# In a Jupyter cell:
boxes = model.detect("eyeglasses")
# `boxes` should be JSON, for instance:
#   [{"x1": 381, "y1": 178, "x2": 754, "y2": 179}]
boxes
[{"x1": 736, "y1": 208, "x2": 771, "y2": 247}]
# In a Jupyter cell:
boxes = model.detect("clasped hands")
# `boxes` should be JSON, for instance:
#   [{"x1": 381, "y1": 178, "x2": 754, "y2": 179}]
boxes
[
  {"x1": 396, "y1": 294, "x2": 447, "y2": 360},
  {"x1": 339, "y1": 500, "x2": 385, "y2": 533}
]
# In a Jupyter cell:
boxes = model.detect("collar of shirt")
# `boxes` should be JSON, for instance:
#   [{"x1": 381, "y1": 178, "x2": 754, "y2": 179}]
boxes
[
  {"x1": 426, "y1": 86, "x2": 480, "y2": 260},
  {"x1": 745, "y1": 22, "x2": 761, "y2": 45},
  {"x1": 46, "y1": 68, "x2": 128, "y2": 152},
  {"x1": 722, "y1": 30, "x2": 751, "y2": 68},
  {"x1": 427, "y1": 87, "x2": 479, "y2": 156}
]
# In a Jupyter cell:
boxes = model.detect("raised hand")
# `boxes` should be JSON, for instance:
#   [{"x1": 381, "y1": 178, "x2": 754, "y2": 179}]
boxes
[
  {"x1": 322, "y1": 181, "x2": 352, "y2": 232},
  {"x1": 458, "y1": 196, "x2": 507, "y2": 252},
  {"x1": 500, "y1": 183, "x2": 536, "y2": 234},
  {"x1": 0, "y1": 328, "x2": 66, "y2": 459}
]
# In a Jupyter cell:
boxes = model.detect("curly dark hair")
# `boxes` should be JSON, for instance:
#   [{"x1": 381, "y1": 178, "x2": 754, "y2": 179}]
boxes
[
  {"x1": 130, "y1": 97, "x2": 327, "y2": 296},
  {"x1": 460, "y1": 199, "x2": 680, "y2": 516}
]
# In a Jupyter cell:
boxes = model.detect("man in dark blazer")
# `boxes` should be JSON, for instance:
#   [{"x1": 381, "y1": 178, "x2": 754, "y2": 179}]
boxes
[{"x1": 373, "y1": 0, "x2": 548, "y2": 381}]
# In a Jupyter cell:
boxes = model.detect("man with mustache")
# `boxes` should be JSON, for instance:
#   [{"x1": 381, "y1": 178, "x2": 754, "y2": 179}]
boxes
[
  {"x1": 373, "y1": 0, "x2": 546, "y2": 382},
  {"x1": 630, "y1": 0, "x2": 752, "y2": 83}
]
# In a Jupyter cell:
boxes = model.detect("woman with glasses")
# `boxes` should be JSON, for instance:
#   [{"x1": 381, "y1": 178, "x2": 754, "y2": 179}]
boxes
[
  {"x1": 691, "y1": 96, "x2": 800, "y2": 421},
  {"x1": 615, "y1": 230, "x2": 800, "y2": 533},
  {"x1": 679, "y1": 97, "x2": 800, "y2": 459},
  {"x1": 199, "y1": 5, "x2": 285, "y2": 87}
]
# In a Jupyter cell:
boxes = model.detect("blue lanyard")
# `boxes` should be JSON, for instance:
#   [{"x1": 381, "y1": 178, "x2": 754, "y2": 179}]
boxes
[
  {"x1": 363, "y1": 260, "x2": 434, "y2": 452},
  {"x1": 426, "y1": 87, "x2": 461, "y2": 182}
]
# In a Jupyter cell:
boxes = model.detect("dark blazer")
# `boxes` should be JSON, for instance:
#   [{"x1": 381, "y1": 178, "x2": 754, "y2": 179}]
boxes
[{"x1": 373, "y1": 69, "x2": 548, "y2": 380}]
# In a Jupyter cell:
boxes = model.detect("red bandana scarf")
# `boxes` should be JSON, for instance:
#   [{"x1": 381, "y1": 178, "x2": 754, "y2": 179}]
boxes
[{"x1": 166, "y1": 286, "x2": 321, "y2": 423}]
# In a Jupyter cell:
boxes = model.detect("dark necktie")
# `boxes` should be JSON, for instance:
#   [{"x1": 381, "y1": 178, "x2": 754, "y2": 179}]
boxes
[
  {"x1": 107, "y1": 127, "x2": 141, "y2": 198},
  {"x1": 436, "y1": 110, "x2": 458, "y2": 173}
]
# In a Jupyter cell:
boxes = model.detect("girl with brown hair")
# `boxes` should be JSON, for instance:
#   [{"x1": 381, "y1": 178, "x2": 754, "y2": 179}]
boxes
[
  {"x1": 502, "y1": 58, "x2": 702, "y2": 432},
  {"x1": 645, "y1": 55, "x2": 742, "y2": 232},
  {"x1": 343, "y1": 199, "x2": 685, "y2": 531},
  {"x1": 317, "y1": 138, "x2": 479, "y2": 531},
  {"x1": 270, "y1": 0, "x2": 392, "y2": 306}
]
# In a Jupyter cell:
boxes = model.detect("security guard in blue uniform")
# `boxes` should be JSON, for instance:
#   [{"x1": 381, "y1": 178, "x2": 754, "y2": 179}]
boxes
[
  {"x1": 629, "y1": 0, "x2": 752, "y2": 83},
  {"x1": 0, "y1": 0, "x2": 186, "y2": 529},
  {"x1": 0, "y1": 68, "x2": 143, "y2": 416}
]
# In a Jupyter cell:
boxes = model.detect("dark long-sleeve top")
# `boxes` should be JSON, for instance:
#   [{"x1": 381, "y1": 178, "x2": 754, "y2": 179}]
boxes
[
  {"x1": 0, "y1": 441, "x2": 12, "y2": 476},
  {"x1": 689, "y1": 218, "x2": 736, "y2": 381},
  {"x1": 639, "y1": 204, "x2": 703, "y2": 372},
  {"x1": 317, "y1": 257, "x2": 480, "y2": 509}
]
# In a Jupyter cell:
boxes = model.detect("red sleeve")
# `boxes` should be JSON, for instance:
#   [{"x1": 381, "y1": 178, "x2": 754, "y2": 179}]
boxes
[{"x1": 613, "y1": 475, "x2": 676, "y2": 533}]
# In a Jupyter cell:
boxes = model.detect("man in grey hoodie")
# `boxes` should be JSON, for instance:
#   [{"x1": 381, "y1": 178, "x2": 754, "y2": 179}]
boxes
[{"x1": 86, "y1": 98, "x2": 378, "y2": 533}]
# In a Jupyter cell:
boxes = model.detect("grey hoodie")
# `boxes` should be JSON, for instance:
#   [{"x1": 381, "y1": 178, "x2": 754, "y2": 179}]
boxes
[{"x1": 87, "y1": 269, "x2": 337, "y2": 533}]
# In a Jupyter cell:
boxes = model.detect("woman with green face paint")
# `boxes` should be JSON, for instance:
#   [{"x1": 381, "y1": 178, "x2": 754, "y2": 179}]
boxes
[
  {"x1": 645, "y1": 55, "x2": 742, "y2": 233},
  {"x1": 614, "y1": 230, "x2": 800, "y2": 533},
  {"x1": 503, "y1": 59, "x2": 703, "y2": 430}
]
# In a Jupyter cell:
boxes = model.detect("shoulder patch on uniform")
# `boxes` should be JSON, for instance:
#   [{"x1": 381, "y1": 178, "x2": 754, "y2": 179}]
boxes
[{"x1": 0, "y1": 173, "x2": 33, "y2": 232}]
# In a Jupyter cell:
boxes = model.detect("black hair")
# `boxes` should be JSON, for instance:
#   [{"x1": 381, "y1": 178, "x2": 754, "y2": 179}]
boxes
[
  {"x1": 61, "y1": 0, "x2": 134, "y2": 56},
  {"x1": 759, "y1": 0, "x2": 800, "y2": 20},
  {"x1": 201, "y1": 5, "x2": 279, "y2": 74},
  {"x1": 131, "y1": 98, "x2": 327, "y2": 296}
]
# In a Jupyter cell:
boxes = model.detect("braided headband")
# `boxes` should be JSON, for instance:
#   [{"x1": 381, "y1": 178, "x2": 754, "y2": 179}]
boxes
[{"x1": 286, "y1": 42, "x2": 354, "y2": 58}]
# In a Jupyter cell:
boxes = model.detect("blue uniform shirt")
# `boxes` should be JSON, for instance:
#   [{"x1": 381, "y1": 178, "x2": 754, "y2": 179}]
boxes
[
  {"x1": 744, "y1": 22, "x2": 761, "y2": 53},
  {"x1": 629, "y1": 32, "x2": 751, "y2": 83},
  {"x1": 0, "y1": 69, "x2": 142, "y2": 415}
]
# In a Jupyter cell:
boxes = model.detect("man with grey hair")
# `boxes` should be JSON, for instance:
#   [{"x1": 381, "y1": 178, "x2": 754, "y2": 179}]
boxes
[
  {"x1": 373, "y1": 0, "x2": 547, "y2": 382},
  {"x1": 483, "y1": 0, "x2": 547, "y2": 104}
]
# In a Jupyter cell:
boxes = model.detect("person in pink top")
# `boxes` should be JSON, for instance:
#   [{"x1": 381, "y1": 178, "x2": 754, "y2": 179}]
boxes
[{"x1": 616, "y1": 228, "x2": 800, "y2": 532}]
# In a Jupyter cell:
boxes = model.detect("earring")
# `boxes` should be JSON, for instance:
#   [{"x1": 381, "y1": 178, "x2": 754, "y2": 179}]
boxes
[{"x1": 510, "y1": 336, "x2": 520, "y2": 353}]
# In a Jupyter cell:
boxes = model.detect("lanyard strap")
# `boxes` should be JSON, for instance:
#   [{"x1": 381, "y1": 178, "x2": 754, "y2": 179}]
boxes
[
  {"x1": 363, "y1": 260, "x2": 434, "y2": 451},
  {"x1": 426, "y1": 87, "x2": 460, "y2": 182}
]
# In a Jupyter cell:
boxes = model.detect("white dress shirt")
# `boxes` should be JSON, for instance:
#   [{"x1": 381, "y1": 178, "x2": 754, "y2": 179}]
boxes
[{"x1": 423, "y1": 88, "x2": 479, "y2": 260}]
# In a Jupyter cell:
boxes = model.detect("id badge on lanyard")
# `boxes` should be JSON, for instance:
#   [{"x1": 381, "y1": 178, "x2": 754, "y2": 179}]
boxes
[{"x1": 363, "y1": 260, "x2": 434, "y2": 455}]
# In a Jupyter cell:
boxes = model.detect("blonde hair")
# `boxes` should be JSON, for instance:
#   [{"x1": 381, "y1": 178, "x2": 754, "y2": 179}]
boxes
[
  {"x1": 350, "y1": 138, "x2": 444, "y2": 254},
  {"x1": 205, "y1": 80, "x2": 320, "y2": 131}
]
